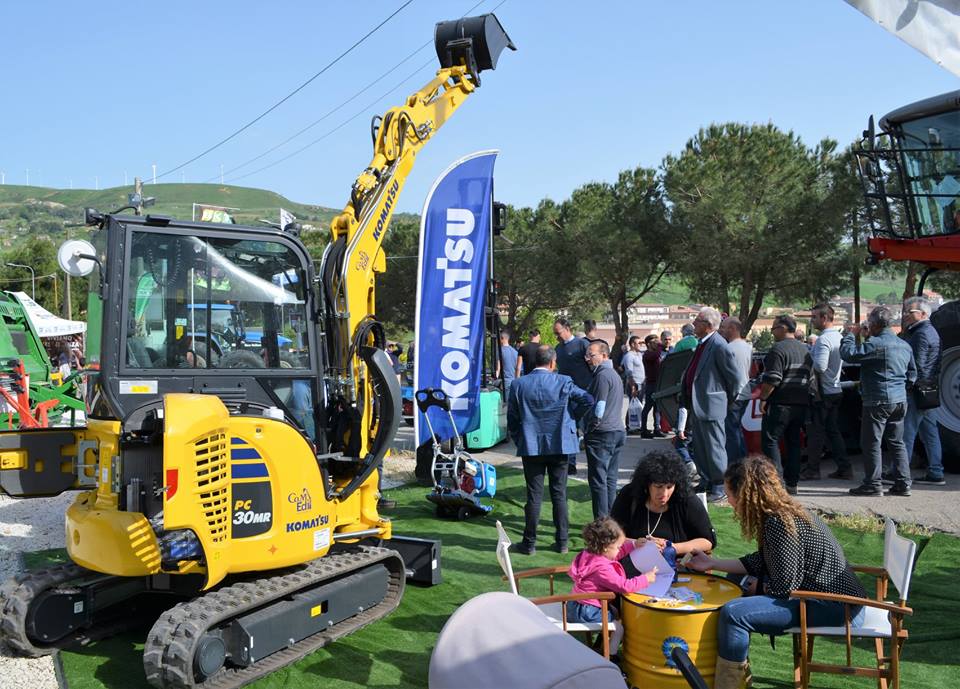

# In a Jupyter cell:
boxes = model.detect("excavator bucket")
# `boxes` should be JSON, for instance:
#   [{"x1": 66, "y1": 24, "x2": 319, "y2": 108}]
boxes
[{"x1": 435, "y1": 13, "x2": 516, "y2": 78}]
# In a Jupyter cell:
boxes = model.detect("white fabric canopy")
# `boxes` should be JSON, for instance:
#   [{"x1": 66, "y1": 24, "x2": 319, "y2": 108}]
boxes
[
  {"x1": 845, "y1": 0, "x2": 960, "y2": 77},
  {"x1": 11, "y1": 292, "x2": 86, "y2": 337}
]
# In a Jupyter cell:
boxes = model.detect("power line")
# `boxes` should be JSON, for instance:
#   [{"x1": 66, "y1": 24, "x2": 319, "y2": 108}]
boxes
[
  {"x1": 207, "y1": 0, "x2": 491, "y2": 184},
  {"x1": 224, "y1": 58, "x2": 435, "y2": 184},
  {"x1": 204, "y1": 42, "x2": 432, "y2": 183},
  {"x1": 147, "y1": 0, "x2": 415, "y2": 184}
]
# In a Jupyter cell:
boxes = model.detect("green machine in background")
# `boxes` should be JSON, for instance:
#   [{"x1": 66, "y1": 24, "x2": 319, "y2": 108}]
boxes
[
  {"x1": 0, "y1": 296, "x2": 51, "y2": 380},
  {"x1": 0, "y1": 292, "x2": 85, "y2": 426},
  {"x1": 464, "y1": 268, "x2": 509, "y2": 451},
  {"x1": 464, "y1": 388, "x2": 507, "y2": 450}
]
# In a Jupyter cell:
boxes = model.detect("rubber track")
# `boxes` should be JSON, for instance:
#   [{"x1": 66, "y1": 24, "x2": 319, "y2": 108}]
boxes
[
  {"x1": 142, "y1": 546, "x2": 405, "y2": 689},
  {"x1": 0, "y1": 563, "x2": 110, "y2": 656}
]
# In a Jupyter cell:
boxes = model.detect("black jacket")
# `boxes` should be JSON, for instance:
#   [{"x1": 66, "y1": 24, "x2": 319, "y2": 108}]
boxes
[{"x1": 904, "y1": 319, "x2": 940, "y2": 386}]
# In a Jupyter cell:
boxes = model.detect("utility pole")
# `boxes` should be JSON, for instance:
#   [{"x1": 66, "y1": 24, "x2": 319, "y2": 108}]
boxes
[
  {"x1": 134, "y1": 177, "x2": 145, "y2": 215},
  {"x1": 852, "y1": 215, "x2": 861, "y2": 327},
  {"x1": 63, "y1": 222, "x2": 72, "y2": 319},
  {"x1": 50, "y1": 273, "x2": 58, "y2": 310},
  {"x1": 152, "y1": 164, "x2": 157, "y2": 185}
]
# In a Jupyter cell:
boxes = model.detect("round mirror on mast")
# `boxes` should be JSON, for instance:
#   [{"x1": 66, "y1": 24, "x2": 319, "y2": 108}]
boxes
[{"x1": 57, "y1": 239, "x2": 98, "y2": 277}]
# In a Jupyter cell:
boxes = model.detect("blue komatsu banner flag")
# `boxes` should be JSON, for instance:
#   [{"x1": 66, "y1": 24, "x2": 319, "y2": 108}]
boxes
[{"x1": 414, "y1": 150, "x2": 497, "y2": 446}]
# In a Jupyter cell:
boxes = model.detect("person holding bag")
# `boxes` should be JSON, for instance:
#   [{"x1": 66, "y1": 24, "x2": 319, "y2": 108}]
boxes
[{"x1": 901, "y1": 296, "x2": 945, "y2": 485}]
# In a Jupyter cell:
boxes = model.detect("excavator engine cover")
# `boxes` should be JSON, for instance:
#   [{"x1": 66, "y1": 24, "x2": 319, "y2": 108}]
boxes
[{"x1": 435, "y1": 13, "x2": 516, "y2": 73}]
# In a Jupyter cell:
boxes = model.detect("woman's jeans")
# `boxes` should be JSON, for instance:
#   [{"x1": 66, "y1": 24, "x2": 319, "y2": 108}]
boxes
[{"x1": 717, "y1": 595, "x2": 865, "y2": 662}]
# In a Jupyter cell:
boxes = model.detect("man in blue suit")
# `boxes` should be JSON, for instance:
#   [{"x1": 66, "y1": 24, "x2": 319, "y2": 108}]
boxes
[
  {"x1": 682, "y1": 307, "x2": 744, "y2": 502},
  {"x1": 507, "y1": 345, "x2": 593, "y2": 555}
]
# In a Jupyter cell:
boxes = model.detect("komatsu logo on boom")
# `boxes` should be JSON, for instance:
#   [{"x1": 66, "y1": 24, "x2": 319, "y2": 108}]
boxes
[
  {"x1": 435, "y1": 207, "x2": 476, "y2": 411},
  {"x1": 372, "y1": 180, "x2": 400, "y2": 241}
]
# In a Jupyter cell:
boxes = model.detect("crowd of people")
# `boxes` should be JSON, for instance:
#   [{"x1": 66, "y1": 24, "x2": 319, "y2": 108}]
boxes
[
  {"x1": 501, "y1": 297, "x2": 944, "y2": 537},
  {"x1": 499, "y1": 302, "x2": 926, "y2": 687}
]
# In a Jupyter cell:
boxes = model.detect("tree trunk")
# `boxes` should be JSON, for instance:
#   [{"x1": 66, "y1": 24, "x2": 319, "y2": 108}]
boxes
[
  {"x1": 738, "y1": 271, "x2": 753, "y2": 324},
  {"x1": 742, "y1": 278, "x2": 767, "y2": 333},
  {"x1": 902, "y1": 261, "x2": 918, "y2": 300}
]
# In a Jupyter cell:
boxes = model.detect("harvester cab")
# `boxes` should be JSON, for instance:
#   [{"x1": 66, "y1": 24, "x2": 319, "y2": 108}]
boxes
[
  {"x1": 854, "y1": 90, "x2": 960, "y2": 469},
  {"x1": 0, "y1": 12, "x2": 514, "y2": 689},
  {"x1": 855, "y1": 90, "x2": 960, "y2": 272}
]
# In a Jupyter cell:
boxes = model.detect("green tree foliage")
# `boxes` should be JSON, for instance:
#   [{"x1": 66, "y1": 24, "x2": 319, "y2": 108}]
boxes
[
  {"x1": 560, "y1": 167, "x2": 673, "y2": 351},
  {"x1": 663, "y1": 123, "x2": 859, "y2": 332},
  {"x1": 750, "y1": 328, "x2": 774, "y2": 351},
  {"x1": 0, "y1": 236, "x2": 59, "y2": 311},
  {"x1": 494, "y1": 200, "x2": 583, "y2": 337},
  {"x1": 374, "y1": 218, "x2": 420, "y2": 334}
]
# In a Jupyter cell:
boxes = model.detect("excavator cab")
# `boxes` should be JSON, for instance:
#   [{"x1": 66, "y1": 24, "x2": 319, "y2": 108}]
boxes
[
  {"x1": 856, "y1": 90, "x2": 960, "y2": 242},
  {"x1": 84, "y1": 213, "x2": 326, "y2": 445}
]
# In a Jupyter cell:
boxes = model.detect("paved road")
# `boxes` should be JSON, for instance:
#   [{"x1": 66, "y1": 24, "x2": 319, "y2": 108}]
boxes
[{"x1": 400, "y1": 430, "x2": 960, "y2": 535}]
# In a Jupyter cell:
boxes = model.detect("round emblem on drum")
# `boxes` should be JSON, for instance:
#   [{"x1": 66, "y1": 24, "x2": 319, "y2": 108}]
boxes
[{"x1": 662, "y1": 636, "x2": 689, "y2": 667}]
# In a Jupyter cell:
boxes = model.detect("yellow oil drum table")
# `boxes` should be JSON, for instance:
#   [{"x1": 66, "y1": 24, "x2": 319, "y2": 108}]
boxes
[{"x1": 621, "y1": 574, "x2": 742, "y2": 689}]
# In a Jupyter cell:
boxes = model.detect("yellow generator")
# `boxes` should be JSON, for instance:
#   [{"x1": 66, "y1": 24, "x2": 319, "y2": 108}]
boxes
[{"x1": 0, "y1": 14, "x2": 513, "y2": 689}]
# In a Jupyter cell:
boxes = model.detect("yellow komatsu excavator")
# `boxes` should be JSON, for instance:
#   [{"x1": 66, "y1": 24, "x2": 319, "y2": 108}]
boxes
[{"x1": 0, "y1": 14, "x2": 513, "y2": 689}]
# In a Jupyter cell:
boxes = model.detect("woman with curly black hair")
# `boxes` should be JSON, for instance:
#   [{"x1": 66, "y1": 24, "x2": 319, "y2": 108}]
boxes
[{"x1": 609, "y1": 449, "x2": 716, "y2": 557}]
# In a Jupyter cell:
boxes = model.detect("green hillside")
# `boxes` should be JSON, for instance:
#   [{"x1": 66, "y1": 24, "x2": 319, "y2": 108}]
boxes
[
  {"x1": 0, "y1": 183, "x2": 340, "y2": 230},
  {"x1": 644, "y1": 273, "x2": 908, "y2": 308}
]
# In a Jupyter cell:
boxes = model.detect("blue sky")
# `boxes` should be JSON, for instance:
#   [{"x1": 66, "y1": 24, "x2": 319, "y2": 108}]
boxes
[{"x1": 2, "y1": 1, "x2": 956, "y2": 213}]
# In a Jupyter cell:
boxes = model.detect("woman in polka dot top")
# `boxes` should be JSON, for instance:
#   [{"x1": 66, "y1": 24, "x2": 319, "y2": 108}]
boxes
[{"x1": 686, "y1": 456, "x2": 867, "y2": 689}]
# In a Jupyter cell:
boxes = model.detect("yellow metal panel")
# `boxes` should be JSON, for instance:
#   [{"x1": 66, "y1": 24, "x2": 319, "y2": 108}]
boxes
[
  {"x1": 159, "y1": 394, "x2": 391, "y2": 589},
  {"x1": 66, "y1": 490, "x2": 162, "y2": 576},
  {"x1": 161, "y1": 394, "x2": 231, "y2": 589},
  {"x1": 0, "y1": 450, "x2": 27, "y2": 470}
]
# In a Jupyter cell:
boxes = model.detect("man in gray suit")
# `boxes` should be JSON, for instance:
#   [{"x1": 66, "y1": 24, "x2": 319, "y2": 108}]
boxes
[{"x1": 682, "y1": 307, "x2": 744, "y2": 502}]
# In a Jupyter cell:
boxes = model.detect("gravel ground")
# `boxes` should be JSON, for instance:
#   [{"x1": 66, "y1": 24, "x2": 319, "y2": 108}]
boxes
[{"x1": 0, "y1": 492, "x2": 73, "y2": 689}]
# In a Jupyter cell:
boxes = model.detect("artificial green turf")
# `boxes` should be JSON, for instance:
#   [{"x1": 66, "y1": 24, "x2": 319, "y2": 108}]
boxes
[{"x1": 50, "y1": 469, "x2": 959, "y2": 688}]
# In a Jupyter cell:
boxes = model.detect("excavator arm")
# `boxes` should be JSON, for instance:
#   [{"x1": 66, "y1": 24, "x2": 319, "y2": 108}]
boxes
[{"x1": 321, "y1": 14, "x2": 514, "y2": 465}]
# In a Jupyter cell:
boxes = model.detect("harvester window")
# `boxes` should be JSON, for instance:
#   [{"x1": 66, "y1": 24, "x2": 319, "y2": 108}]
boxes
[
  {"x1": 125, "y1": 232, "x2": 310, "y2": 370},
  {"x1": 899, "y1": 112, "x2": 960, "y2": 235}
]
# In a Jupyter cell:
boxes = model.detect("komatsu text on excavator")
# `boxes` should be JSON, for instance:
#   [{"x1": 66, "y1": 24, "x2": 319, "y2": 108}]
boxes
[{"x1": 0, "y1": 14, "x2": 514, "y2": 689}]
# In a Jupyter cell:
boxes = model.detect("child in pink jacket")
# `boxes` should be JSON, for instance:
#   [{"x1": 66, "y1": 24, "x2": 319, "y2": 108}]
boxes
[{"x1": 567, "y1": 516, "x2": 658, "y2": 650}]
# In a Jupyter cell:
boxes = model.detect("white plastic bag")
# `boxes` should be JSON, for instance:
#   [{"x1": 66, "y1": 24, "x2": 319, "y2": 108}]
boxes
[{"x1": 626, "y1": 396, "x2": 642, "y2": 432}]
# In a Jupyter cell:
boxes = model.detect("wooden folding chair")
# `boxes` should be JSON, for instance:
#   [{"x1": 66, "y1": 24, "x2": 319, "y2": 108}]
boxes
[
  {"x1": 787, "y1": 518, "x2": 916, "y2": 689},
  {"x1": 495, "y1": 520, "x2": 618, "y2": 659}
]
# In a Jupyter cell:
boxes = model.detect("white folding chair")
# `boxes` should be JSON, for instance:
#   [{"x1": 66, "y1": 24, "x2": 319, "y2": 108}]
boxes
[
  {"x1": 787, "y1": 518, "x2": 916, "y2": 689},
  {"x1": 495, "y1": 521, "x2": 619, "y2": 659}
]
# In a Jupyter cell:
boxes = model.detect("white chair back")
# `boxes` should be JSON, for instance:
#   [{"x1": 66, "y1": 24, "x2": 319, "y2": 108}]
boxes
[
  {"x1": 496, "y1": 520, "x2": 519, "y2": 595},
  {"x1": 883, "y1": 518, "x2": 916, "y2": 603}
]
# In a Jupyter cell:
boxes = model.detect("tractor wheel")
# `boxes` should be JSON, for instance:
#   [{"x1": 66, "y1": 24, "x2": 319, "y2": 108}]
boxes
[{"x1": 938, "y1": 346, "x2": 960, "y2": 473}]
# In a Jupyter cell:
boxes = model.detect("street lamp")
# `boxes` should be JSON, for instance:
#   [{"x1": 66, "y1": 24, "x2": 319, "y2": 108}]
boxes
[
  {"x1": 6, "y1": 262, "x2": 35, "y2": 299},
  {"x1": 39, "y1": 273, "x2": 58, "y2": 309}
]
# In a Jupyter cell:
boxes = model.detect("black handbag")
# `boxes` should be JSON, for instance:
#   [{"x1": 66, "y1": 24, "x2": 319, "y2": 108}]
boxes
[{"x1": 914, "y1": 383, "x2": 940, "y2": 410}]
